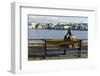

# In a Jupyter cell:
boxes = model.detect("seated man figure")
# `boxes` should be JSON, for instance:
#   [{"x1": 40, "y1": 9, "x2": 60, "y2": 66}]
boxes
[{"x1": 64, "y1": 27, "x2": 72, "y2": 40}]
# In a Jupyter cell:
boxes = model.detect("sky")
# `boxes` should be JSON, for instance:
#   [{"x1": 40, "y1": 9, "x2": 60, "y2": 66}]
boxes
[{"x1": 28, "y1": 15, "x2": 88, "y2": 24}]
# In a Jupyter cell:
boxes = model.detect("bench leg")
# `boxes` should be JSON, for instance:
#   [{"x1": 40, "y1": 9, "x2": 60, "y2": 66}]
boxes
[
  {"x1": 44, "y1": 40, "x2": 47, "y2": 59},
  {"x1": 78, "y1": 40, "x2": 82, "y2": 57},
  {"x1": 78, "y1": 48, "x2": 81, "y2": 57},
  {"x1": 63, "y1": 48, "x2": 66, "y2": 55},
  {"x1": 43, "y1": 55, "x2": 46, "y2": 59}
]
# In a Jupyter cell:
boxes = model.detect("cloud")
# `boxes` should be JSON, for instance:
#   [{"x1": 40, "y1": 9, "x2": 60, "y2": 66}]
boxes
[{"x1": 28, "y1": 15, "x2": 88, "y2": 24}]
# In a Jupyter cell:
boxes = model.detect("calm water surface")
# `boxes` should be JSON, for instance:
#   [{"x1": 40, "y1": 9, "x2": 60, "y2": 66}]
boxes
[{"x1": 28, "y1": 29, "x2": 87, "y2": 39}]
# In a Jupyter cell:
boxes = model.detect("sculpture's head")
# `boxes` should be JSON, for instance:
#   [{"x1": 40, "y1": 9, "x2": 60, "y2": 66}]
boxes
[{"x1": 68, "y1": 27, "x2": 71, "y2": 31}]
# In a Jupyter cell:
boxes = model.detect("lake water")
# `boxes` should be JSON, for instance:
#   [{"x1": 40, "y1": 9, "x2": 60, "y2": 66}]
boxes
[
  {"x1": 28, "y1": 28, "x2": 88, "y2": 44},
  {"x1": 28, "y1": 29, "x2": 88, "y2": 40}
]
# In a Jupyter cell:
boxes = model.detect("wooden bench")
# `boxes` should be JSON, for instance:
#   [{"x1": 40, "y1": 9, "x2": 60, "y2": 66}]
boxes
[{"x1": 43, "y1": 39, "x2": 82, "y2": 59}]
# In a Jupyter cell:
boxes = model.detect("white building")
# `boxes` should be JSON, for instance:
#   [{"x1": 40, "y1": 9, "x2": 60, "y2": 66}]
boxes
[
  {"x1": 64, "y1": 25, "x2": 72, "y2": 29},
  {"x1": 31, "y1": 23, "x2": 37, "y2": 29}
]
